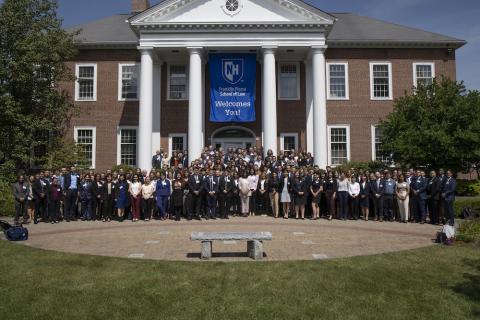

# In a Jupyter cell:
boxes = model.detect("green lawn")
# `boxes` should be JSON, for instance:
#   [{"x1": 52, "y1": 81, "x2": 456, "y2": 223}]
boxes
[{"x1": 0, "y1": 241, "x2": 479, "y2": 320}]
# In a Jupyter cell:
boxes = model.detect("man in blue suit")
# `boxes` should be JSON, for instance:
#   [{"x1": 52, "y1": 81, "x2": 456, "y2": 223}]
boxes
[
  {"x1": 410, "y1": 170, "x2": 428, "y2": 223},
  {"x1": 441, "y1": 170, "x2": 457, "y2": 225},
  {"x1": 203, "y1": 169, "x2": 219, "y2": 220}
]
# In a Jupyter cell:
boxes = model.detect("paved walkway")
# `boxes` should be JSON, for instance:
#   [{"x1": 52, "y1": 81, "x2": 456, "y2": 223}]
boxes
[{"x1": 3, "y1": 217, "x2": 441, "y2": 261}]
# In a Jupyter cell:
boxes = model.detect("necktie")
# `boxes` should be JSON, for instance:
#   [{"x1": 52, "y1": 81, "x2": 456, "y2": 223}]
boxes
[{"x1": 210, "y1": 177, "x2": 213, "y2": 190}]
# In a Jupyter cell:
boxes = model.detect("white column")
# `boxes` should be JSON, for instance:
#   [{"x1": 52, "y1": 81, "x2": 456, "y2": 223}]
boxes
[
  {"x1": 138, "y1": 47, "x2": 154, "y2": 171},
  {"x1": 188, "y1": 47, "x2": 203, "y2": 161},
  {"x1": 261, "y1": 47, "x2": 278, "y2": 156},
  {"x1": 312, "y1": 46, "x2": 328, "y2": 168},
  {"x1": 151, "y1": 61, "x2": 162, "y2": 155},
  {"x1": 305, "y1": 59, "x2": 314, "y2": 154}
]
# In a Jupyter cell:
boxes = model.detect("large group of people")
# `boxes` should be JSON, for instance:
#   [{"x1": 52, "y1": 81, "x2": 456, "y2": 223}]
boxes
[{"x1": 12, "y1": 146, "x2": 457, "y2": 227}]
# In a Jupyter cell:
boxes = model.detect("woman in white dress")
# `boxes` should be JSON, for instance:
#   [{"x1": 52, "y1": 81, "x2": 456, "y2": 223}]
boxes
[
  {"x1": 396, "y1": 174, "x2": 410, "y2": 223},
  {"x1": 279, "y1": 170, "x2": 291, "y2": 219},
  {"x1": 238, "y1": 171, "x2": 250, "y2": 217}
]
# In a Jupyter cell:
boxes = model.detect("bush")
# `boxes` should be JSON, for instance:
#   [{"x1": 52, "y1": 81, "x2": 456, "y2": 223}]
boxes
[
  {"x1": 335, "y1": 161, "x2": 389, "y2": 173},
  {"x1": 454, "y1": 197, "x2": 480, "y2": 217},
  {"x1": 456, "y1": 219, "x2": 480, "y2": 244},
  {"x1": 111, "y1": 164, "x2": 137, "y2": 173},
  {"x1": 456, "y1": 180, "x2": 480, "y2": 197},
  {"x1": 0, "y1": 178, "x2": 15, "y2": 217}
]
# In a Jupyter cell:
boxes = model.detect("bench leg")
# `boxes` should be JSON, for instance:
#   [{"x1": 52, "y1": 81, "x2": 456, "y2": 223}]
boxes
[
  {"x1": 247, "y1": 240, "x2": 263, "y2": 260},
  {"x1": 201, "y1": 241, "x2": 212, "y2": 260}
]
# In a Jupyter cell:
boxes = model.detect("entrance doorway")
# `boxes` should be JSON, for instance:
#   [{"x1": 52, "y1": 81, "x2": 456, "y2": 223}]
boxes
[{"x1": 211, "y1": 127, "x2": 256, "y2": 151}]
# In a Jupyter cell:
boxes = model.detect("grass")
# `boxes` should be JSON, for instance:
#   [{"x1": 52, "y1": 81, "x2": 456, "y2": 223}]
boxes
[
  {"x1": 457, "y1": 219, "x2": 480, "y2": 243},
  {"x1": 0, "y1": 242, "x2": 479, "y2": 319}
]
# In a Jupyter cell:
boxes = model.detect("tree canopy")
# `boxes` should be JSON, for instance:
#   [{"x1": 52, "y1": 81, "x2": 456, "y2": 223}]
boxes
[
  {"x1": 378, "y1": 78, "x2": 480, "y2": 175},
  {"x1": 0, "y1": 0, "x2": 77, "y2": 178}
]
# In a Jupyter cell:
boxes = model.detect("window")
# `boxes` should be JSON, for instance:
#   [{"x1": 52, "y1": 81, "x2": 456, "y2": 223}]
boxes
[
  {"x1": 413, "y1": 63, "x2": 435, "y2": 87},
  {"x1": 117, "y1": 127, "x2": 137, "y2": 166},
  {"x1": 168, "y1": 64, "x2": 188, "y2": 100},
  {"x1": 278, "y1": 62, "x2": 300, "y2": 100},
  {"x1": 75, "y1": 64, "x2": 97, "y2": 101},
  {"x1": 327, "y1": 62, "x2": 349, "y2": 99},
  {"x1": 328, "y1": 125, "x2": 350, "y2": 166},
  {"x1": 74, "y1": 127, "x2": 96, "y2": 169},
  {"x1": 370, "y1": 62, "x2": 392, "y2": 100},
  {"x1": 280, "y1": 133, "x2": 298, "y2": 151},
  {"x1": 371, "y1": 126, "x2": 391, "y2": 163},
  {"x1": 169, "y1": 134, "x2": 187, "y2": 156},
  {"x1": 118, "y1": 64, "x2": 139, "y2": 100}
]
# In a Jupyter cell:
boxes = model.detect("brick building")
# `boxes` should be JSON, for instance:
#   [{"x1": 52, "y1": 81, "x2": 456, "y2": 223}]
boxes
[{"x1": 65, "y1": 0, "x2": 465, "y2": 171}]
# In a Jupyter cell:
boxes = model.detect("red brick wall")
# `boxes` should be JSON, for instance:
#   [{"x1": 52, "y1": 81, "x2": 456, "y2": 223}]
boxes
[{"x1": 64, "y1": 48, "x2": 457, "y2": 171}]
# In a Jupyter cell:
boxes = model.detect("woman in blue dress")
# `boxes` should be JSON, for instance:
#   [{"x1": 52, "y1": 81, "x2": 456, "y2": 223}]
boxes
[
  {"x1": 115, "y1": 174, "x2": 129, "y2": 222},
  {"x1": 156, "y1": 172, "x2": 171, "y2": 220}
]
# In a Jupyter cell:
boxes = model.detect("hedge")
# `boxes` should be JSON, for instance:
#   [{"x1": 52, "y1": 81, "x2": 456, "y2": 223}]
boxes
[
  {"x1": 456, "y1": 219, "x2": 480, "y2": 244},
  {"x1": 454, "y1": 197, "x2": 480, "y2": 217},
  {"x1": 0, "y1": 179, "x2": 15, "y2": 217}
]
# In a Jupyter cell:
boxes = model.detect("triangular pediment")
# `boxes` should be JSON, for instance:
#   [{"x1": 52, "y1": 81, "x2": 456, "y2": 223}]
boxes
[{"x1": 130, "y1": 0, "x2": 335, "y2": 25}]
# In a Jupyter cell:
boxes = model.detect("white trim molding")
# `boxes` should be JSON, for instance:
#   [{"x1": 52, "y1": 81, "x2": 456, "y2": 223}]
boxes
[
  {"x1": 116, "y1": 126, "x2": 139, "y2": 166},
  {"x1": 73, "y1": 126, "x2": 96, "y2": 169},
  {"x1": 279, "y1": 132, "x2": 299, "y2": 151},
  {"x1": 168, "y1": 133, "x2": 188, "y2": 157},
  {"x1": 277, "y1": 61, "x2": 300, "y2": 100},
  {"x1": 118, "y1": 63, "x2": 140, "y2": 101},
  {"x1": 369, "y1": 62, "x2": 393, "y2": 101},
  {"x1": 75, "y1": 63, "x2": 97, "y2": 102},
  {"x1": 327, "y1": 124, "x2": 350, "y2": 166},
  {"x1": 166, "y1": 62, "x2": 189, "y2": 101},
  {"x1": 326, "y1": 62, "x2": 349, "y2": 100},
  {"x1": 413, "y1": 62, "x2": 435, "y2": 87}
]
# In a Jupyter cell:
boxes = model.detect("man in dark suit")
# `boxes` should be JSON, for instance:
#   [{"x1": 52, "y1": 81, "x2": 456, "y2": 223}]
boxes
[
  {"x1": 437, "y1": 168, "x2": 447, "y2": 224},
  {"x1": 187, "y1": 167, "x2": 203, "y2": 220},
  {"x1": 218, "y1": 170, "x2": 233, "y2": 219},
  {"x1": 441, "y1": 170, "x2": 457, "y2": 225},
  {"x1": 203, "y1": 169, "x2": 219, "y2": 220},
  {"x1": 12, "y1": 175, "x2": 29, "y2": 225},
  {"x1": 369, "y1": 172, "x2": 384, "y2": 221},
  {"x1": 32, "y1": 171, "x2": 49, "y2": 224},
  {"x1": 410, "y1": 170, "x2": 428, "y2": 223},
  {"x1": 63, "y1": 167, "x2": 80, "y2": 222},
  {"x1": 427, "y1": 170, "x2": 442, "y2": 224},
  {"x1": 151, "y1": 150, "x2": 163, "y2": 169}
]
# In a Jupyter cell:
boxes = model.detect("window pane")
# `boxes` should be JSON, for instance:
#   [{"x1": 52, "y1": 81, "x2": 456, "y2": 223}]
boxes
[
  {"x1": 283, "y1": 136, "x2": 296, "y2": 151},
  {"x1": 374, "y1": 127, "x2": 390, "y2": 163},
  {"x1": 416, "y1": 65, "x2": 433, "y2": 86},
  {"x1": 329, "y1": 64, "x2": 346, "y2": 98},
  {"x1": 279, "y1": 64, "x2": 298, "y2": 99},
  {"x1": 372, "y1": 64, "x2": 390, "y2": 98},
  {"x1": 169, "y1": 65, "x2": 187, "y2": 99},
  {"x1": 77, "y1": 129, "x2": 93, "y2": 167},
  {"x1": 120, "y1": 129, "x2": 137, "y2": 166},
  {"x1": 78, "y1": 66, "x2": 94, "y2": 100},
  {"x1": 121, "y1": 65, "x2": 138, "y2": 99},
  {"x1": 330, "y1": 128, "x2": 347, "y2": 165},
  {"x1": 172, "y1": 136, "x2": 184, "y2": 152}
]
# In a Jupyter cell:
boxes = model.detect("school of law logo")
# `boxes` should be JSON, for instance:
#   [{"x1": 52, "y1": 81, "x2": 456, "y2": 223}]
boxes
[{"x1": 222, "y1": 59, "x2": 244, "y2": 84}]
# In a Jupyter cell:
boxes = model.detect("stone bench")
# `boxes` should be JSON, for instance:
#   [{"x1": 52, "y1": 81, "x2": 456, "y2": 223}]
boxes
[{"x1": 190, "y1": 232, "x2": 273, "y2": 260}]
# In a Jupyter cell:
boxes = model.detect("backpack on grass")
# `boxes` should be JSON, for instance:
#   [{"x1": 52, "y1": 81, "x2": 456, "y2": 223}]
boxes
[{"x1": 0, "y1": 220, "x2": 29, "y2": 241}]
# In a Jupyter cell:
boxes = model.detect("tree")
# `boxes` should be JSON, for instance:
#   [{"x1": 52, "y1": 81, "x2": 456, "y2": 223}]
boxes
[
  {"x1": 0, "y1": 0, "x2": 77, "y2": 177},
  {"x1": 378, "y1": 78, "x2": 480, "y2": 175}
]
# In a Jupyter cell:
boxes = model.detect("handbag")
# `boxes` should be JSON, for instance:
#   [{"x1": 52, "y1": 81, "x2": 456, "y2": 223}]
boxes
[{"x1": 5, "y1": 227, "x2": 29, "y2": 241}]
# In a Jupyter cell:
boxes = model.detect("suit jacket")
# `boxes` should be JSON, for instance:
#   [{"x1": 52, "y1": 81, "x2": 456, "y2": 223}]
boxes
[
  {"x1": 442, "y1": 177, "x2": 456, "y2": 201},
  {"x1": 268, "y1": 176, "x2": 280, "y2": 193},
  {"x1": 91, "y1": 181, "x2": 103, "y2": 199},
  {"x1": 79, "y1": 181, "x2": 93, "y2": 200},
  {"x1": 369, "y1": 179, "x2": 385, "y2": 198},
  {"x1": 100, "y1": 182, "x2": 116, "y2": 201},
  {"x1": 63, "y1": 173, "x2": 80, "y2": 191},
  {"x1": 427, "y1": 177, "x2": 442, "y2": 201},
  {"x1": 292, "y1": 178, "x2": 307, "y2": 196},
  {"x1": 156, "y1": 179, "x2": 171, "y2": 197},
  {"x1": 219, "y1": 176, "x2": 233, "y2": 195},
  {"x1": 13, "y1": 182, "x2": 29, "y2": 202},
  {"x1": 278, "y1": 176, "x2": 293, "y2": 193},
  {"x1": 359, "y1": 181, "x2": 370, "y2": 199},
  {"x1": 203, "y1": 176, "x2": 219, "y2": 195},
  {"x1": 152, "y1": 155, "x2": 163, "y2": 168},
  {"x1": 32, "y1": 179, "x2": 49, "y2": 199},
  {"x1": 188, "y1": 174, "x2": 203, "y2": 193},
  {"x1": 411, "y1": 176, "x2": 428, "y2": 200}
]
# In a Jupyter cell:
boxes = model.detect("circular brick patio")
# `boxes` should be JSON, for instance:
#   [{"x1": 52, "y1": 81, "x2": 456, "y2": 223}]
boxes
[{"x1": 10, "y1": 216, "x2": 442, "y2": 261}]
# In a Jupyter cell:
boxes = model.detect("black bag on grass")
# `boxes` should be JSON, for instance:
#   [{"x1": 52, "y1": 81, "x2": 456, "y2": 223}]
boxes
[{"x1": 0, "y1": 220, "x2": 29, "y2": 241}]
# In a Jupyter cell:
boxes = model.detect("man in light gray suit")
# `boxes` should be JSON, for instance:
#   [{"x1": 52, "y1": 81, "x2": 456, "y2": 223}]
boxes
[{"x1": 13, "y1": 175, "x2": 30, "y2": 225}]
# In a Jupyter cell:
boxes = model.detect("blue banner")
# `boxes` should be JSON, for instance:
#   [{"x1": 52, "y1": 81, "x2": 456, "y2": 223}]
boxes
[{"x1": 209, "y1": 53, "x2": 256, "y2": 122}]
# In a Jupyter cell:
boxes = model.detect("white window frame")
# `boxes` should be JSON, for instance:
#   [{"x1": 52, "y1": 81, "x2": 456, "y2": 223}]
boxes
[
  {"x1": 327, "y1": 125, "x2": 350, "y2": 166},
  {"x1": 167, "y1": 63, "x2": 189, "y2": 101},
  {"x1": 277, "y1": 61, "x2": 300, "y2": 100},
  {"x1": 280, "y1": 133, "x2": 299, "y2": 151},
  {"x1": 413, "y1": 62, "x2": 435, "y2": 88},
  {"x1": 369, "y1": 62, "x2": 393, "y2": 100},
  {"x1": 326, "y1": 62, "x2": 349, "y2": 100},
  {"x1": 118, "y1": 63, "x2": 140, "y2": 101},
  {"x1": 74, "y1": 126, "x2": 96, "y2": 169},
  {"x1": 168, "y1": 133, "x2": 187, "y2": 157},
  {"x1": 116, "y1": 126, "x2": 138, "y2": 166},
  {"x1": 75, "y1": 63, "x2": 97, "y2": 102}
]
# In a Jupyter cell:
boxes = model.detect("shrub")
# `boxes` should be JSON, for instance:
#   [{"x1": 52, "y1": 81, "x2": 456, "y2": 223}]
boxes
[
  {"x1": 454, "y1": 197, "x2": 480, "y2": 217},
  {"x1": 0, "y1": 178, "x2": 16, "y2": 217},
  {"x1": 456, "y1": 180, "x2": 480, "y2": 197},
  {"x1": 111, "y1": 164, "x2": 137, "y2": 173},
  {"x1": 335, "y1": 161, "x2": 389, "y2": 173},
  {"x1": 456, "y1": 219, "x2": 480, "y2": 243}
]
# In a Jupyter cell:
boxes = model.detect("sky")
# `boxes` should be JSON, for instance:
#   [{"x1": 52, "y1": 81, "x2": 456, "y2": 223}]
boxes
[{"x1": 2, "y1": 0, "x2": 479, "y2": 89}]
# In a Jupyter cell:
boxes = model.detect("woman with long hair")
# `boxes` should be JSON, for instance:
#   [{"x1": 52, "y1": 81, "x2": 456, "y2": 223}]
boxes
[
  {"x1": 293, "y1": 171, "x2": 307, "y2": 219},
  {"x1": 238, "y1": 171, "x2": 250, "y2": 217},
  {"x1": 279, "y1": 169, "x2": 292, "y2": 219},
  {"x1": 310, "y1": 172, "x2": 323, "y2": 220},
  {"x1": 115, "y1": 174, "x2": 128, "y2": 222},
  {"x1": 171, "y1": 172, "x2": 184, "y2": 221}
]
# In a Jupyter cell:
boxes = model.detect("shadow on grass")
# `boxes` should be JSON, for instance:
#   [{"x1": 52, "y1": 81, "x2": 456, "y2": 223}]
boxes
[{"x1": 451, "y1": 258, "x2": 480, "y2": 317}]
